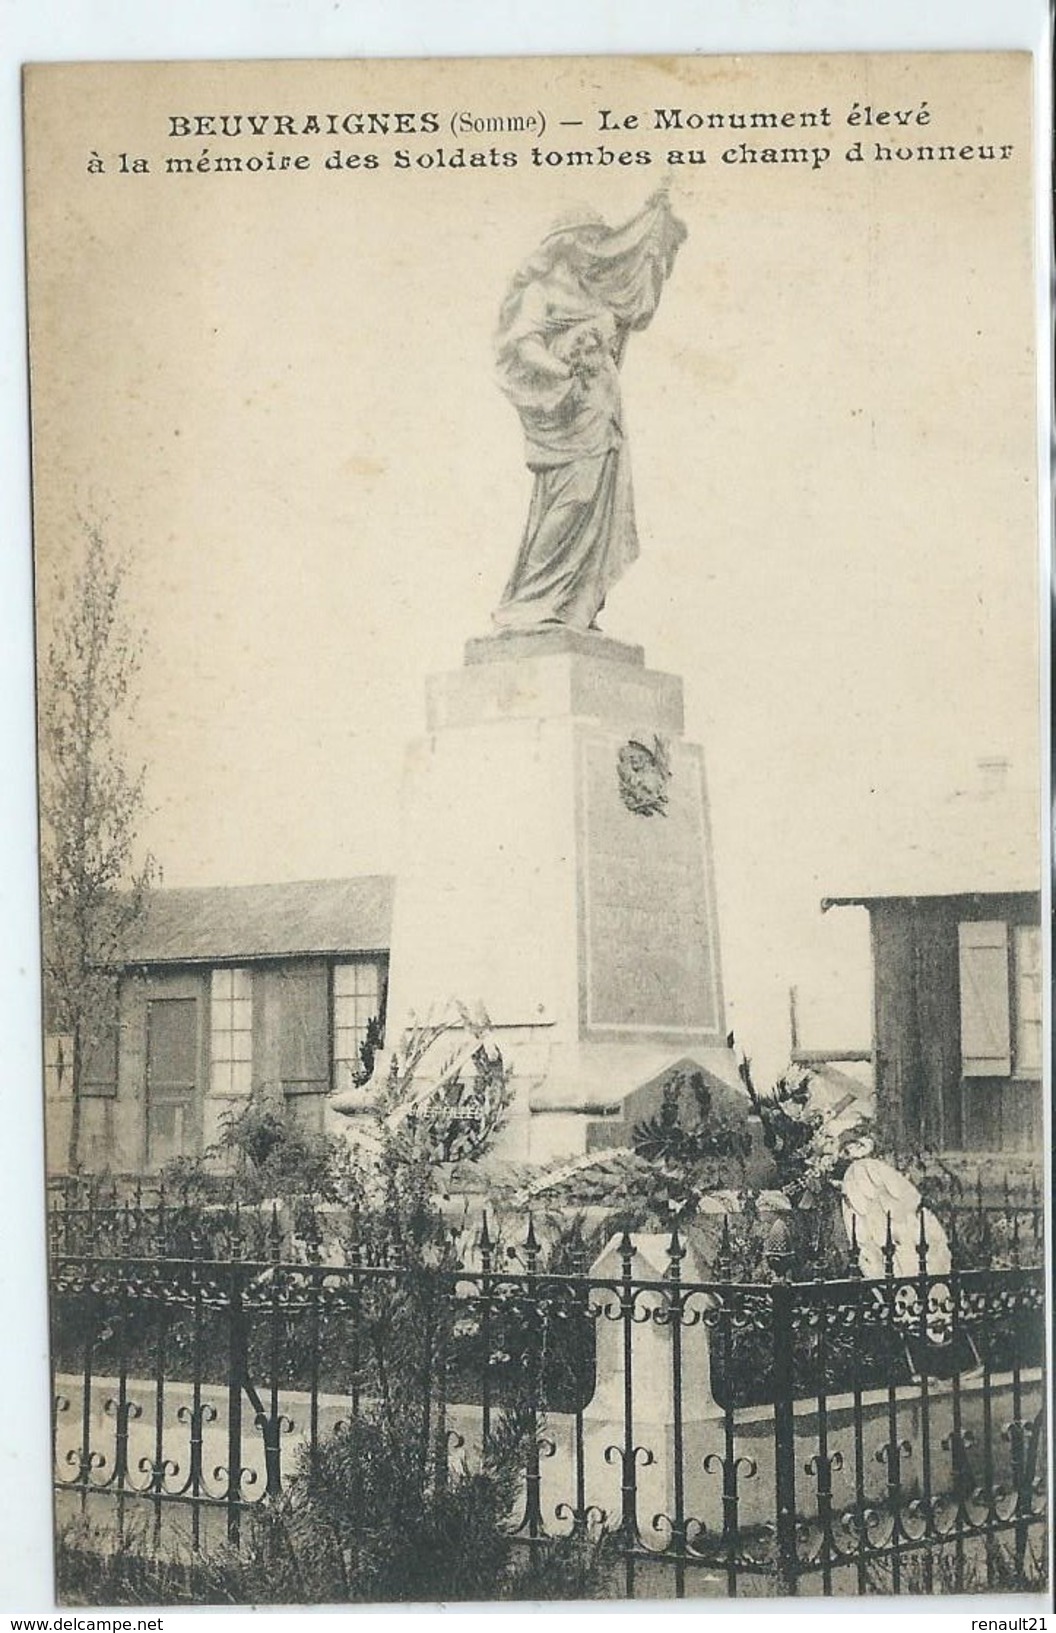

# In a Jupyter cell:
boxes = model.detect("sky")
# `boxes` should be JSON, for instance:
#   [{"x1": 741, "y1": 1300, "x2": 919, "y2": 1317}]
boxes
[
  {"x1": 1, "y1": 2, "x2": 1050, "y2": 1617},
  {"x1": 24, "y1": 49, "x2": 1042, "y2": 1087}
]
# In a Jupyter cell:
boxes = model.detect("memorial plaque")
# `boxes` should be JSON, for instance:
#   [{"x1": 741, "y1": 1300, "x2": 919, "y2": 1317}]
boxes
[{"x1": 577, "y1": 732, "x2": 723, "y2": 1039}]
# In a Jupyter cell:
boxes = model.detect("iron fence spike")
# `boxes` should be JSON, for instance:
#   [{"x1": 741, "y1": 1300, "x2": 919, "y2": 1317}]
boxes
[
  {"x1": 44, "y1": 1153, "x2": 1046, "y2": 1595},
  {"x1": 717, "y1": 1213, "x2": 733, "y2": 1281},
  {"x1": 883, "y1": 1210, "x2": 896, "y2": 1279}
]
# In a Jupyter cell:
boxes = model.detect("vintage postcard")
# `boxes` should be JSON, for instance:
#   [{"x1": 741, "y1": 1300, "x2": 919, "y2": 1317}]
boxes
[{"x1": 23, "y1": 51, "x2": 1047, "y2": 1606}]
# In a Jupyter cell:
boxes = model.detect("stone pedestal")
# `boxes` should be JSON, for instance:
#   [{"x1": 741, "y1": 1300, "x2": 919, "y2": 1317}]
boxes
[
  {"x1": 582, "y1": 1233, "x2": 719, "y2": 1537},
  {"x1": 383, "y1": 629, "x2": 738, "y2": 1162}
]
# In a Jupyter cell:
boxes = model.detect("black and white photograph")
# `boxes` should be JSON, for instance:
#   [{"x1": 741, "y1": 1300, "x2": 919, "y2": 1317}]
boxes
[{"x1": 10, "y1": 30, "x2": 1050, "y2": 1614}]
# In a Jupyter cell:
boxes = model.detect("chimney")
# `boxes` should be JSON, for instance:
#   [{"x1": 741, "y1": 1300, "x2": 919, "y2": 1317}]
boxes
[{"x1": 977, "y1": 755, "x2": 1010, "y2": 795}]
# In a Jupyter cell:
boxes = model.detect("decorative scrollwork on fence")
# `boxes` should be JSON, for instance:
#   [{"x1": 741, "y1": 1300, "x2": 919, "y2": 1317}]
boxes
[
  {"x1": 47, "y1": 1226, "x2": 1048, "y2": 1599},
  {"x1": 552, "y1": 1498, "x2": 607, "y2": 1539}
]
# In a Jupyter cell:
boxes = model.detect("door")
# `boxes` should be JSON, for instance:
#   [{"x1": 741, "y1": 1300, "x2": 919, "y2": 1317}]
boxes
[{"x1": 146, "y1": 997, "x2": 200, "y2": 1168}]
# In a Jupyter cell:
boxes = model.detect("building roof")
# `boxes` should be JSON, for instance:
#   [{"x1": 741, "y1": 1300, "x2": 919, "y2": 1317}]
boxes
[
  {"x1": 117, "y1": 876, "x2": 395, "y2": 966},
  {"x1": 822, "y1": 772, "x2": 1042, "y2": 908}
]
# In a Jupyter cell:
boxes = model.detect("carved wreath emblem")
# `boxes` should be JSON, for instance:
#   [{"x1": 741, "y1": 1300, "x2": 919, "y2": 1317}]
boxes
[{"x1": 616, "y1": 735, "x2": 671, "y2": 817}]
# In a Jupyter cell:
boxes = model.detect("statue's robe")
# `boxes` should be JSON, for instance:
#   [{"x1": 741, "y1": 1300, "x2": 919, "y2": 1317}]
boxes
[{"x1": 493, "y1": 196, "x2": 686, "y2": 633}]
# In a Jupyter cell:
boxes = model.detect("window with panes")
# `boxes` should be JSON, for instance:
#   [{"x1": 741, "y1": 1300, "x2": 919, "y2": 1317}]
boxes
[
  {"x1": 210, "y1": 967, "x2": 253, "y2": 1096},
  {"x1": 333, "y1": 961, "x2": 382, "y2": 1093}
]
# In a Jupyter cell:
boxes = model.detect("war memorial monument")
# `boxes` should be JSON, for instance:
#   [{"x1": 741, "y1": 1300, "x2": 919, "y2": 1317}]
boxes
[{"x1": 378, "y1": 190, "x2": 742, "y2": 1164}]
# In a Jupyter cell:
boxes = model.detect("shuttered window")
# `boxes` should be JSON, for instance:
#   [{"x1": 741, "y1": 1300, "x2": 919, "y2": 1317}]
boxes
[
  {"x1": 147, "y1": 996, "x2": 200, "y2": 1166},
  {"x1": 1013, "y1": 924, "x2": 1043, "y2": 1079},
  {"x1": 83, "y1": 980, "x2": 120, "y2": 1098},
  {"x1": 280, "y1": 964, "x2": 330, "y2": 1096},
  {"x1": 44, "y1": 1034, "x2": 73, "y2": 1098},
  {"x1": 958, "y1": 921, "x2": 1011, "y2": 1077}
]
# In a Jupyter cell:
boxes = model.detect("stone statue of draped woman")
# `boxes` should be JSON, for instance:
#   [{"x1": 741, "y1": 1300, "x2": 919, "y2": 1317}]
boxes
[{"x1": 493, "y1": 190, "x2": 686, "y2": 634}]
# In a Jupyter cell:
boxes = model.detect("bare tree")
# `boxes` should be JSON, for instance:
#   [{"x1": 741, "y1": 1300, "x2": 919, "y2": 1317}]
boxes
[{"x1": 38, "y1": 522, "x2": 158, "y2": 1171}]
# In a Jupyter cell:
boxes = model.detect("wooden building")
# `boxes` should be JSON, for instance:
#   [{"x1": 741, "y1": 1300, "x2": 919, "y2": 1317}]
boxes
[
  {"x1": 45, "y1": 877, "x2": 393, "y2": 1174},
  {"x1": 823, "y1": 771, "x2": 1042, "y2": 1155}
]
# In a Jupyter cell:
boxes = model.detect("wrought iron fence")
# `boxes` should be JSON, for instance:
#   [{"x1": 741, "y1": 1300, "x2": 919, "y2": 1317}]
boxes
[
  {"x1": 47, "y1": 1155, "x2": 1046, "y2": 1276},
  {"x1": 49, "y1": 1209, "x2": 1047, "y2": 1600},
  {"x1": 46, "y1": 1164, "x2": 1047, "y2": 1271}
]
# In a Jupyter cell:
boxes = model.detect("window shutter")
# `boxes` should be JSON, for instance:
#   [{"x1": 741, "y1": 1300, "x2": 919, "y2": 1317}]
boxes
[
  {"x1": 82, "y1": 1024, "x2": 119, "y2": 1096},
  {"x1": 280, "y1": 964, "x2": 329, "y2": 1092},
  {"x1": 1013, "y1": 924, "x2": 1042, "y2": 1079},
  {"x1": 958, "y1": 920, "x2": 1011, "y2": 1076},
  {"x1": 45, "y1": 1033, "x2": 74, "y2": 1098},
  {"x1": 149, "y1": 998, "x2": 199, "y2": 1091},
  {"x1": 83, "y1": 978, "x2": 120, "y2": 1097}
]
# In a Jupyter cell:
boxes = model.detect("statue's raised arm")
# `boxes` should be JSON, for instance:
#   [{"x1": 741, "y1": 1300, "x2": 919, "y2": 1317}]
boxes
[{"x1": 493, "y1": 191, "x2": 687, "y2": 635}]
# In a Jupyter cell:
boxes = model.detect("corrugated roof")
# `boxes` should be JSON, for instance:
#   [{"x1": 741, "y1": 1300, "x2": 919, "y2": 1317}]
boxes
[
  {"x1": 118, "y1": 876, "x2": 395, "y2": 966},
  {"x1": 822, "y1": 777, "x2": 1041, "y2": 906}
]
